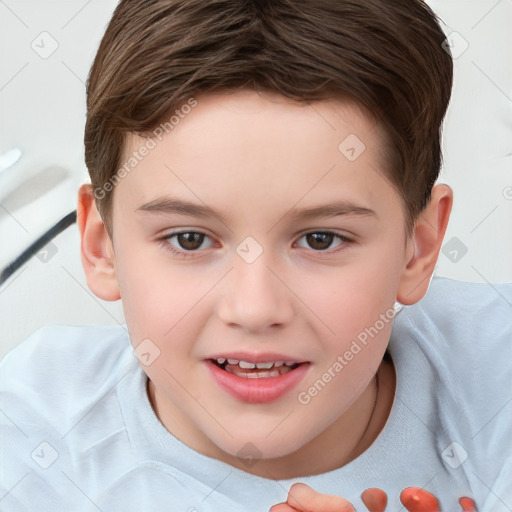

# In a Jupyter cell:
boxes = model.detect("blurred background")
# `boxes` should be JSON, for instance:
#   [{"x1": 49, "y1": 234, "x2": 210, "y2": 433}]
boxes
[{"x1": 1, "y1": 0, "x2": 511, "y2": 358}]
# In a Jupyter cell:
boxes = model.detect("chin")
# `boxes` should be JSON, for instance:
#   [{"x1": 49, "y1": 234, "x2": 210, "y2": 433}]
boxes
[{"x1": 214, "y1": 429, "x2": 309, "y2": 463}]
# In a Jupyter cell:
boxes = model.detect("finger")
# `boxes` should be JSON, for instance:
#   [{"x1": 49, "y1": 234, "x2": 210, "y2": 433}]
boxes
[
  {"x1": 269, "y1": 503, "x2": 300, "y2": 512},
  {"x1": 361, "y1": 488, "x2": 388, "y2": 512},
  {"x1": 287, "y1": 483, "x2": 355, "y2": 512},
  {"x1": 400, "y1": 487, "x2": 440, "y2": 512}
]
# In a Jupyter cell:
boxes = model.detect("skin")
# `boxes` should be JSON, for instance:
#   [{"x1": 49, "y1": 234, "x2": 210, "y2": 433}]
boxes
[
  {"x1": 269, "y1": 482, "x2": 355, "y2": 511},
  {"x1": 78, "y1": 90, "x2": 452, "y2": 494}
]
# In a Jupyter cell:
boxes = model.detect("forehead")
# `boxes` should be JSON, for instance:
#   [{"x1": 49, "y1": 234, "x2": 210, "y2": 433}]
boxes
[
  {"x1": 126, "y1": 89, "x2": 380, "y2": 159},
  {"x1": 115, "y1": 90, "x2": 398, "y2": 225}
]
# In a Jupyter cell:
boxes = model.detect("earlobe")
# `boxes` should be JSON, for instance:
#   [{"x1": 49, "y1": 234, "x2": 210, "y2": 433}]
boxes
[
  {"x1": 397, "y1": 184, "x2": 453, "y2": 305},
  {"x1": 77, "y1": 184, "x2": 120, "y2": 301}
]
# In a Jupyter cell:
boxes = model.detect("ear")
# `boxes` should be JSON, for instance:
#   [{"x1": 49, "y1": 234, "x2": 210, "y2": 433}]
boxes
[
  {"x1": 397, "y1": 184, "x2": 453, "y2": 305},
  {"x1": 77, "y1": 184, "x2": 120, "y2": 301}
]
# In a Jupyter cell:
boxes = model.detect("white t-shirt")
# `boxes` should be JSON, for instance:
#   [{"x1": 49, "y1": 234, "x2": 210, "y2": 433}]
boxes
[{"x1": 1, "y1": 277, "x2": 511, "y2": 512}]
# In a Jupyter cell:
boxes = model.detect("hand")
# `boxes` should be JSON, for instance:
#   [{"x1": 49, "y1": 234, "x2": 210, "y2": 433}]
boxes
[{"x1": 269, "y1": 483, "x2": 355, "y2": 512}]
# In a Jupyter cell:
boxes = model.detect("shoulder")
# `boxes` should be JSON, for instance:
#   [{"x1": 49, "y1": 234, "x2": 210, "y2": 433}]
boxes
[
  {"x1": 393, "y1": 275, "x2": 512, "y2": 398},
  {"x1": 392, "y1": 275, "x2": 512, "y2": 413},
  {"x1": 1, "y1": 323, "x2": 133, "y2": 383},
  {"x1": 413, "y1": 275, "x2": 511, "y2": 313},
  {"x1": 392, "y1": 277, "x2": 512, "y2": 473},
  {"x1": 396, "y1": 276, "x2": 511, "y2": 353},
  {"x1": 0, "y1": 324, "x2": 136, "y2": 433},
  {"x1": 0, "y1": 324, "x2": 139, "y2": 508}
]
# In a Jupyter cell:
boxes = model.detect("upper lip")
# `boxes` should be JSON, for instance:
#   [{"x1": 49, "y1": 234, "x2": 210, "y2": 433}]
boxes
[{"x1": 206, "y1": 351, "x2": 309, "y2": 364}]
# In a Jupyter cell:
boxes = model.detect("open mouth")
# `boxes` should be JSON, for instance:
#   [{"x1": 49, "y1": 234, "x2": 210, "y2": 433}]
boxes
[
  {"x1": 210, "y1": 358, "x2": 302, "y2": 379},
  {"x1": 206, "y1": 357, "x2": 311, "y2": 403}
]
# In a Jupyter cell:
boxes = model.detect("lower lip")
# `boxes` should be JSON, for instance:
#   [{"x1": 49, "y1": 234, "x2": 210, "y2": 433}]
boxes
[{"x1": 205, "y1": 360, "x2": 310, "y2": 404}]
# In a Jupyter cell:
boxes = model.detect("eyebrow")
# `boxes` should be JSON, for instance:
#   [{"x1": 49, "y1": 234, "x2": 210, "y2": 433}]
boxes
[{"x1": 135, "y1": 197, "x2": 376, "y2": 222}]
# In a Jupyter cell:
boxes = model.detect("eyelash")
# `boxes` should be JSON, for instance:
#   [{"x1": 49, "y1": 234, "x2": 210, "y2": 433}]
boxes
[{"x1": 158, "y1": 230, "x2": 353, "y2": 258}]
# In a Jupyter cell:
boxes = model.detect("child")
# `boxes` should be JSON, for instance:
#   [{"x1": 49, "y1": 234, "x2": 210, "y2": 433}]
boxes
[{"x1": 1, "y1": 0, "x2": 511, "y2": 511}]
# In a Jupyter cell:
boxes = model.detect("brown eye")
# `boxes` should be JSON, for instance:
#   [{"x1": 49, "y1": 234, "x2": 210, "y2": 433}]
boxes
[
  {"x1": 175, "y1": 232, "x2": 205, "y2": 250},
  {"x1": 164, "y1": 231, "x2": 214, "y2": 254},
  {"x1": 296, "y1": 231, "x2": 349, "y2": 252},
  {"x1": 306, "y1": 233, "x2": 334, "y2": 250}
]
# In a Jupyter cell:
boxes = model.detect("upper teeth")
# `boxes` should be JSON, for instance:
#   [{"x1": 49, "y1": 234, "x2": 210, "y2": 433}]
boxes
[{"x1": 218, "y1": 358, "x2": 295, "y2": 369}]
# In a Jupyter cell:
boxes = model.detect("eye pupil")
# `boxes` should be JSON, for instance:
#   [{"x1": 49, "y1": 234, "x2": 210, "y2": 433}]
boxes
[
  {"x1": 307, "y1": 232, "x2": 333, "y2": 250},
  {"x1": 178, "y1": 232, "x2": 204, "y2": 250}
]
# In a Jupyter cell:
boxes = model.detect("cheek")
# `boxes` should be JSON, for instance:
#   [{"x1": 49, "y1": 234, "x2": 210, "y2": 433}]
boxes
[
  {"x1": 114, "y1": 238, "x2": 174, "y2": 305},
  {"x1": 293, "y1": 255, "x2": 399, "y2": 342},
  {"x1": 114, "y1": 245, "x2": 221, "y2": 359},
  {"x1": 114, "y1": 245, "x2": 181, "y2": 338},
  {"x1": 293, "y1": 262, "x2": 397, "y2": 418}
]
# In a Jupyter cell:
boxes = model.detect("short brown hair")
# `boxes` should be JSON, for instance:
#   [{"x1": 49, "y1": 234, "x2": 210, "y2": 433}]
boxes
[{"x1": 85, "y1": 0, "x2": 453, "y2": 236}]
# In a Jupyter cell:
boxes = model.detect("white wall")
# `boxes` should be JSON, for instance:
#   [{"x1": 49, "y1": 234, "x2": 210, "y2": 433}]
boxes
[
  {"x1": 1, "y1": 0, "x2": 511, "y2": 359},
  {"x1": 0, "y1": 0, "x2": 125, "y2": 359}
]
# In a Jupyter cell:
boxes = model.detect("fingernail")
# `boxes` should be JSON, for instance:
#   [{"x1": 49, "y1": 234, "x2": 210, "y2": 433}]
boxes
[
  {"x1": 361, "y1": 488, "x2": 388, "y2": 512},
  {"x1": 400, "y1": 487, "x2": 440, "y2": 512}
]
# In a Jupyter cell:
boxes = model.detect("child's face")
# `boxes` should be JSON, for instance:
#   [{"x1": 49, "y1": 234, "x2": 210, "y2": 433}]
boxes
[{"x1": 109, "y1": 90, "x2": 412, "y2": 474}]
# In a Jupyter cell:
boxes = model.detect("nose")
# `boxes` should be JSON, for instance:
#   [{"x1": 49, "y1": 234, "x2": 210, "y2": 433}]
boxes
[{"x1": 216, "y1": 254, "x2": 294, "y2": 334}]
